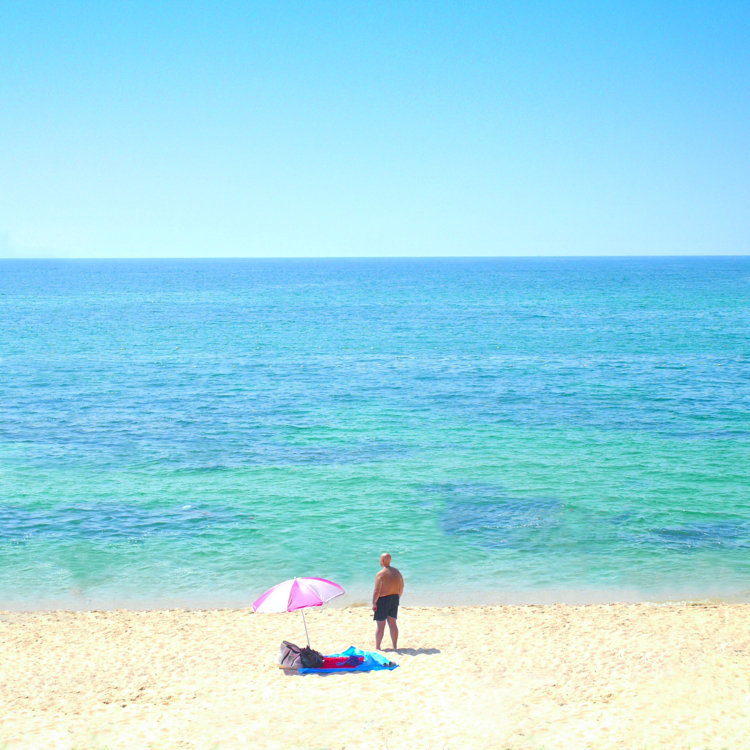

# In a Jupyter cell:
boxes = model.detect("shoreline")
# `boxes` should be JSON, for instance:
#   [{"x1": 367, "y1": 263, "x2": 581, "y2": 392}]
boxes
[
  {"x1": 3, "y1": 583, "x2": 750, "y2": 613},
  {"x1": 3, "y1": 601, "x2": 750, "y2": 748}
]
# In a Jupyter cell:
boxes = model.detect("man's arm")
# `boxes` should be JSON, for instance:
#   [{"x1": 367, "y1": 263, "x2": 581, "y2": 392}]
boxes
[{"x1": 372, "y1": 571, "x2": 383, "y2": 611}]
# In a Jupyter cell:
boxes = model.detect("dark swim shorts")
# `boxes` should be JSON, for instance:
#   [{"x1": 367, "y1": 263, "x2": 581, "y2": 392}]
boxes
[{"x1": 373, "y1": 593, "x2": 400, "y2": 621}]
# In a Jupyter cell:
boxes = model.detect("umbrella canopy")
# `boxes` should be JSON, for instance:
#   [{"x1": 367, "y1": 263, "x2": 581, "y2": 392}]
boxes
[
  {"x1": 252, "y1": 577, "x2": 344, "y2": 613},
  {"x1": 252, "y1": 577, "x2": 345, "y2": 648}
]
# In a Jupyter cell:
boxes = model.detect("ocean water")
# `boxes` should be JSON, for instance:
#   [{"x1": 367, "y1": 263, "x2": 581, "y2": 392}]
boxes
[{"x1": 1, "y1": 257, "x2": 748, "y2": 609}]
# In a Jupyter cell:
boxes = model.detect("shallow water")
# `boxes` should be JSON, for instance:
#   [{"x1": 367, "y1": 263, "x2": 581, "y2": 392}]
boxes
[{"x1": 1, "y1": 257, "x2": 748, "y2": 607}]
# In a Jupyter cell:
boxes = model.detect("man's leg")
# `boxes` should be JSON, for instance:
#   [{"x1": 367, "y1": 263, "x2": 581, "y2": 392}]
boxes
[
  {"x1": 386, "y1": 616, "x2": 398, "y2": 649},
  {"x1": 375, "y1": 619, "x2": 386, "y2": 649}
]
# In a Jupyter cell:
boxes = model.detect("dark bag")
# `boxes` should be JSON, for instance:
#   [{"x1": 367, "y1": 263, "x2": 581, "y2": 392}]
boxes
[{"x1": 299, "y1": 646, "x2": 325, "y2": 668}]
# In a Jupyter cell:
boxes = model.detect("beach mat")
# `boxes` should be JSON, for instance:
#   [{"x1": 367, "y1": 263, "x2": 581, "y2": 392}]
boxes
[{"x1": 298, "y1": 646, "x2": 398, "y2": 674}]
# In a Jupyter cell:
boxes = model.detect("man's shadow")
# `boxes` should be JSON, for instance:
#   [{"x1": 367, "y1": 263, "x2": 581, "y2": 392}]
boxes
[{"x1": 381, "y1": 647, "x2": 440, "y2": 656}]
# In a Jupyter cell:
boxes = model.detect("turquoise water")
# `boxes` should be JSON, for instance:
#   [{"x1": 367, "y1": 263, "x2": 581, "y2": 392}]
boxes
[{"x1": 1, "y1": 258, "x2": 749, "y2": 608}]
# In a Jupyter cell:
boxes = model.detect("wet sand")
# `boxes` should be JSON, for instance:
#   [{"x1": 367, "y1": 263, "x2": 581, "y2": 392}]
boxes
[{"x1": 2, "y1": 602, "x2": 749, "y2": 748}]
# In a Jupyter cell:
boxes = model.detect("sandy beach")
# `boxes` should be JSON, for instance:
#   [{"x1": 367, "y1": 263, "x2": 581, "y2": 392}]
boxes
[{"x1": 1, "y1": 602, "x2": 749, "y2": 749}]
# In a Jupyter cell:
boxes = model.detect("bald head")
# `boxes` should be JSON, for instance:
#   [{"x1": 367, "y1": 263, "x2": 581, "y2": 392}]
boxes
[{"x1": 380, "y1": 552, "x2": 392, "y2": 567}]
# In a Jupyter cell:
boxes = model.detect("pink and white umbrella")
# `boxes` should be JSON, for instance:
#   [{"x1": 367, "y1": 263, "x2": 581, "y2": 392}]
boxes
[{"x1": 252, "y1": 577, "x2": 345, "y2": 647}]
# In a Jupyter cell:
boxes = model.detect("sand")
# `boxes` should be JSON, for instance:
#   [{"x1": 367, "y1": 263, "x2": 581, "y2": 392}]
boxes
[{"x1": 1, "y1": 602, "x2": 749, "y2": 749}]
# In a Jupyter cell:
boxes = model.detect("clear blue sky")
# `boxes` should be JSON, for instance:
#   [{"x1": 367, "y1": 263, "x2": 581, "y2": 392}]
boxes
[{"x1": 2, "y1": 1, "x2": 748, "y2": 257}]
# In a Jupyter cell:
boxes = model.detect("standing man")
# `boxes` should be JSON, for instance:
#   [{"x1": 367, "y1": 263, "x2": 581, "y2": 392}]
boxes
[{"x1": 372, "y1": 552, "x2": 404, "y2": 650}]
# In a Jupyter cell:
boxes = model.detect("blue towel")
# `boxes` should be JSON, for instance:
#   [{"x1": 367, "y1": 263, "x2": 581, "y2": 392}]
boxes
[{"x1": 298, "y1": 645, "x2": 398, "y2": 674}]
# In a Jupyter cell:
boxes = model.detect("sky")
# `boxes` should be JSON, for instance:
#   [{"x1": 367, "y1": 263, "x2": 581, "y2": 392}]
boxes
[{"x1": 1, "y1": 1, "x2": 749, "y2": 258}]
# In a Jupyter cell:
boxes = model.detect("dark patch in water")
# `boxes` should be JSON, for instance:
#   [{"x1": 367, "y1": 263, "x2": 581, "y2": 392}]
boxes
[
  {"x1": 0, "y1": 501, "x2": 256, "y2": 544},
  {"x1": 644, "y1": 521, "x2": 750, "y2": 550},
  {"x1": 425, "y1": 483, "x2": 562, "y2": 549},
  {"x1": 608, "y1": 511, "x2": 640, "y2": 526}
]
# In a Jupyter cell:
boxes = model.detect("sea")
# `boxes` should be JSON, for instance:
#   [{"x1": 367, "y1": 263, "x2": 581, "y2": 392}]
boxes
[{"x1": 1, "y1": 257, "x2": 748, "y2": 609}]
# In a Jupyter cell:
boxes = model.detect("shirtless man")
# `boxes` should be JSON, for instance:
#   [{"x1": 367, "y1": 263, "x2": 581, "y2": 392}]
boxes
[{"x1": 372, "y1": 552, "x2": 404, "y2": 650}]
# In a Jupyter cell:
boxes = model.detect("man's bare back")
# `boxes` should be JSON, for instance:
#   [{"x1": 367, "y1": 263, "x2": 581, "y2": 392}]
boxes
[{"x1": 374, "y1": 564, "x2": 404, "y2": 597}]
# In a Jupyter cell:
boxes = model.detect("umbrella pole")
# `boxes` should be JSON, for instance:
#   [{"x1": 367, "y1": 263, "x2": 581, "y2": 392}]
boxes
[{"x1": 301, "y1": 609, "x2": 311, "y2": 647}]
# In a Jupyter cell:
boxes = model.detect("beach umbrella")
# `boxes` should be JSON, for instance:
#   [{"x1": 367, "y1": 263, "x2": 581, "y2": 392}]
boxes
[{"x1": 252, "y1": 577, "x2": 345, "y2": 647}]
